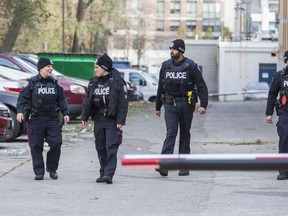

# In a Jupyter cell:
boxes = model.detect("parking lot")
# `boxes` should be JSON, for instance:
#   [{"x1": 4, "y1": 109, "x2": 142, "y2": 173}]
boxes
[{"x1": 1, "y1": 100, "x2": 287, "y2": 216}]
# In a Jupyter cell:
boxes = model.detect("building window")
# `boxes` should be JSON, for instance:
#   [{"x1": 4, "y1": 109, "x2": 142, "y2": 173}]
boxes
[
  {"x1": 202, "y1": 19, "x2": 220, "y2": 32},
  {"x1": 186, "y1": 1, "x2": 197, "y2": 16},
  {"x1": 202, "y1": 2, "x2": 220, "y2": 32},
  {"x1": 269, "y1": 22, "x2": 277, "y2": 31},
  {"x1": 156, "y1": 20, "x2": 164, "y2": 31},
  {"x1": 186, "y1": 20, "x2": 196, "y2": 31},
  {"x1": 157, "y1": 0, "x2": 164, "y2": 14},
  {"x1": 170, "y1": 0, "x2": 180, "y2": 14},
  {"x1": 251, "y1": 0, "x2": 261, "y2": 13},
  {"x1": 251, "y1": 21, "x2": 261, "y2": 33},
  {"x1": 132, "y1": 18, "x2": 145, "y2": 29},
  {"x1": 132, "y1": 0, "x2": 143, "y2": 10},
  {"x1": 203, "y1": 3, "x2": 220, "y2": 19},
  {"x1": 268, "y1": 2, "x2": 278, "y2": 13},
  {"x1": 170, "y1": 20, "x2": 180, "y2": 31}
]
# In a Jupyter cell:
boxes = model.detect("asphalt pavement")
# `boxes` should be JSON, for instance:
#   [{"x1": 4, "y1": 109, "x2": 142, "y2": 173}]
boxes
[{"x1": 1, "y1": 100, "x2": 288, "y2": 216}]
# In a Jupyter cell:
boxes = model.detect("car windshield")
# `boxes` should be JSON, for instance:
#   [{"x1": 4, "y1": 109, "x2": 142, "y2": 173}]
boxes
[
  {"x1": 13, "y1": 56, "x2": 38, "y2": 74},
  {"x1": 20, "y1": 56, "x2": 64, "y2": 77},
  {"x1": 247, "y1": 82, "x2": 269, "y2": 90},
  {"x1": 141, "y1": 72, "x2": 158, "y2": 85}
]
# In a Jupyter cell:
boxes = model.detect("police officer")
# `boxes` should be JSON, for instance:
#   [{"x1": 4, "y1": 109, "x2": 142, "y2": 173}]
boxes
[
  {"x1": 16, "y1": 57, "x2": 70, "y2": 180},
  {"x1": 266, "y1": 50, "x2": 288, "y2": 180},
  {"x1": 155, "y1": 39, "x2": 208, "y2": 177},
  {"x1": 81, "y1": 54, "x2": 128, "y2": 184}
]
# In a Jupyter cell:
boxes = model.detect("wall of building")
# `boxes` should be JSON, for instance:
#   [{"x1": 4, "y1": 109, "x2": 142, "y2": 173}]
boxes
[
  {"x1": 218, "y1": 41, "x2": 278, "y2": 101},
  {"x1": 185, "y1": 40, "x2": 219, "y2": 95}
]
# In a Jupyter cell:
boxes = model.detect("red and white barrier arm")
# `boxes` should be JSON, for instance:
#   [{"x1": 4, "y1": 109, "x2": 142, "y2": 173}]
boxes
[{"x1": 121, "y1": 154, "x2": 288, "y2": 170}]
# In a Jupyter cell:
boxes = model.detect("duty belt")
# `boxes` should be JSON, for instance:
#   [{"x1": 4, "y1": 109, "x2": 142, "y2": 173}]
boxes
[
  {"x1": 30, "y1": 108, "x2": 60, "y2": 118},
  {"x1": 174, "y1": 97, "x2": 187, "y2": 102},
  {"x1": 95, "y1": 108, "x2": 115, "y2": 119},
  {"x1": 164, "y1": 95, "x2": 187, "y2": 104},
  {"x1": 96, "y1": 108, "x2": 107, "y2": 115}
]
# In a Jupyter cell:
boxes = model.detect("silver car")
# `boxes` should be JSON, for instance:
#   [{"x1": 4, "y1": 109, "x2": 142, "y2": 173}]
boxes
[{"x1": 243, "y1": 82, "x2": 270, "y2": 101}]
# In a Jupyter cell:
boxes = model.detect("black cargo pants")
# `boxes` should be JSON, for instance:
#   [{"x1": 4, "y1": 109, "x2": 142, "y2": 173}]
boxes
[
  {"x1": 93, "y1": 115, "x2": 121, "y2": 179},
  {"x1": 161, "y1": 101, "x2": 195, "y2": 155},
  {"x1": 28, "y1": 116, "x2": 62, "y2": 175},
  {"x1": 276, "y1": 114, "x2": 288, "y2": 174}
]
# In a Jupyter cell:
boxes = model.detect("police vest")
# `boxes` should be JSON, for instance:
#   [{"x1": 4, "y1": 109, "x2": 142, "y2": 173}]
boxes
[
  {"x1": 30, "y1": 79, "x2": 59, "y2": 111},
  {"x1": 92, "y1": 79, "x2": 111, "y2": 107},
  {"x1": 162, "y1": 59, "x2": 194, "y2": 97},
  {"x1": 279, "y1": 69, "x2": 288, "y2": 106}
]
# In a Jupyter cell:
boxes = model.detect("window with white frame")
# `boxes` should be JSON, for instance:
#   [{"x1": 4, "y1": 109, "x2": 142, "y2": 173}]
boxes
[
  {"x1": 170, "y1": 20, "x2": 180, "y2": 31},
  {"x1": 156, "y1": 20, "x2": 164, "y2": 31},
  {"x1": 251, "y1": 21, "x2": 261, "y2": 33},
  {"x1": 251, "y1": 0, "x2": 261, "y2": 13},
  {"x1": 186, "y1": 20, "x2": 196, "y2": 31},
  {"x1": 157, "y1": 0, "x2": 165, "y2": 14},
  {"x1": 186, "y1": 1, "x2": 197, "y2": 16},
  {"x1": 202, "y1": 2, "x2": 220, "y2": 32},
  {"x1": 170, "y1": 0, "x2": 180, "y2": 14}
]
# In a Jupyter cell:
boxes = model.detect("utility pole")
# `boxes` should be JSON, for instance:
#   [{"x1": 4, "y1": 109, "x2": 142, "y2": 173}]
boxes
[
  {"x1": 62, "y1": 0, "x2": 65, "y2": 52},
  {"x1": 245, "y1": 0, "x2": 251, "y2": 40},
  {"x1": 234, "y1": 0, "x2": 245, "y2": 41}
]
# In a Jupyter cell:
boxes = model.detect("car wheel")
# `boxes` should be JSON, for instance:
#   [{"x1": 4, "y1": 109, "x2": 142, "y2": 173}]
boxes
[{"x1": 149, "y1": 97, "x2": 156, "y2": 102}]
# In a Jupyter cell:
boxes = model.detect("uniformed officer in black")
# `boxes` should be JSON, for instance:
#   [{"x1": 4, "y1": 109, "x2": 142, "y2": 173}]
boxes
[
  {"x1": 266, "y1": 50, "x2": 288, "y2": 180},
  {"x1": 155, "y1": 39, "x2": 208, "y2": 177},
  {"x1": 81, "y1": 54, "x2": 128, "y2": 184},
  {"x1": 16, "y1": 57, "x2": 70, "y2": 180}
]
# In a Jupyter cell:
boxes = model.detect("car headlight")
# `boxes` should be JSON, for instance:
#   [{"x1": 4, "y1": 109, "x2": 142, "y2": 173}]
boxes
[
  {"x1": 0, "y1": 107, "x2": 11, "y2": 118},
  {"x1": 70, "y1": 85, "x2": 86, "y2": 94}
]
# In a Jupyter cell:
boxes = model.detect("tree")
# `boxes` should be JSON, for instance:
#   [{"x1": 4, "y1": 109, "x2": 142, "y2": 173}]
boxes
[
  {"x1": 89, "y1": 0, "x2": 121, "y2": 53},
  {"x1": 0, "y1": 0, "x2": 50, "y2": 52},
  {"x1": 178, "y1": 25, "x2": 186, "y2": 38},
  {"x1": 121, "y1": 1, "x2": 157, "y2": 66},
  {"x1": 223, "y1": 27, "x2": 232, "y2": 41},
  {"x1": 202, "y1": 27, "x2": 214, "y2": 39},
  {"x1": 71, "y1": 0, "x2": 94, "y2": 52}
]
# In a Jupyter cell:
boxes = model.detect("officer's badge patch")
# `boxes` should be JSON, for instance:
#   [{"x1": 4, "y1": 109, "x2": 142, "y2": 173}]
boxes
[{"x1": 22, "y1": 81, "x2": 29, "y2": 88}]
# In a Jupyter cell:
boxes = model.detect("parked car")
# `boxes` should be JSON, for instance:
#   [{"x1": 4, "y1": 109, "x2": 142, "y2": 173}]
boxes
[
  {"x1": 118, "y1": 69, "x2": 158, "y2": 102},
  {"x1": 243, "y1": 82, "x2": 270, "y2": 101},
  {"x1": 149, "y1": 74, "x2": 159, "y2": 83},
  {"x1": 0, "y1": 65, "x2": 32, "y2": 92},
  {"x1": 0, "y1": 77, "x2": 27, "y2": 93},
  {"x1": 126, "y1": 81, "x2": 143, "y2": 101},
  {"x1": 0, "y1": 91, "x2": 21, "y2": 141},
  {"x1": 0, "y1": 102, "x2": 13, "y2": 141},
  {"x1": 0, "y1": 53, "x2": 88, "y2": 119}
]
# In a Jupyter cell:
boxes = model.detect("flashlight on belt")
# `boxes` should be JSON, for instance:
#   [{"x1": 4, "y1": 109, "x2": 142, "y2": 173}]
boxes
[{"x1": 187, "y1": 91, "x2": 192, "y2": 104}]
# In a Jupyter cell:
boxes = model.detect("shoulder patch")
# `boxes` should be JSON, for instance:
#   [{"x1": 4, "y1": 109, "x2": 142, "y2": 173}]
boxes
[{"x1": 22, "y1": 81, "x2": 29, "y2": 88}]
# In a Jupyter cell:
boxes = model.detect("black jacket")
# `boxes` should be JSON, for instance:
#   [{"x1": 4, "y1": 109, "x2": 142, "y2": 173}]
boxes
[
  {"x1": 81, "y1": 68, "x2": 129, "y2": 125},
  {"x1": 266, "y1": 67, "x2": 288, "y2": 116}
]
